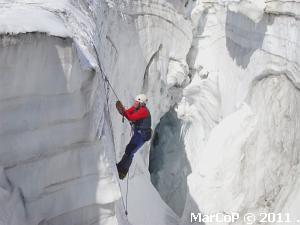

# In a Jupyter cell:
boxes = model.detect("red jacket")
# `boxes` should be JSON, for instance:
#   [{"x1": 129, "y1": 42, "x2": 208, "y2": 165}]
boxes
[{"x1": 123, "y1": 106, "x2": 149, "y2": 121}]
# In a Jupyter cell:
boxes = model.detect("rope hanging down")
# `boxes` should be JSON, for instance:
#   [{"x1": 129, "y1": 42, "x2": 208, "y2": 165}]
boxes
[
  {"x1": 92, "y1": 43, "x2": 130, "y2": 216},
  {"x1": 92, "y1": 43, "x2": 125, "y2": 123},
  {"x1": 92, "y1": 43, "x2": 121, "y2": 102},
  {"x1": 125, "y1": 170, "x2": 130, "y2": 216}
]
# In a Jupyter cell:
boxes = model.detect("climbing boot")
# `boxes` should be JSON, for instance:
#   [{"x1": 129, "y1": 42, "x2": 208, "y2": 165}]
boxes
[{"x1": 116, "y1": 163, "x2": 128, "y2": 180}]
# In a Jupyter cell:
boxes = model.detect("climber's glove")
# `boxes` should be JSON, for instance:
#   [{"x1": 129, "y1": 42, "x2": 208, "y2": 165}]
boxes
[{"x1": 116, "y1": 101, "x2": 125, "y2": 115}]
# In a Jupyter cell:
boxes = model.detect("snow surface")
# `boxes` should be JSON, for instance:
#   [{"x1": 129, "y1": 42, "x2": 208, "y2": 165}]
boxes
[{"x1": 1, "y1": 0, "x2": 300, "y2": 225}]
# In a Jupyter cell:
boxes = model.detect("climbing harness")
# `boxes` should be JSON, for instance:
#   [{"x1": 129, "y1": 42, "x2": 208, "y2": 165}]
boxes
[{"x1": 92, "y1": 43, "x2": 130, "y2": 216}]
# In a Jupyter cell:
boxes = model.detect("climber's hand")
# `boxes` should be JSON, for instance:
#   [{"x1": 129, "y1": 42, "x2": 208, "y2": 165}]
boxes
[{"x1": 116, "y1": 101, "x2": 125, "y2": 115}]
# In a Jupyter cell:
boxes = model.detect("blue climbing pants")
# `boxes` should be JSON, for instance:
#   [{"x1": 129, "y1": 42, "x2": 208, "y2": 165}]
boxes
[{"x1": 117, "y1": 129, "x2": 146, "y2": 172}]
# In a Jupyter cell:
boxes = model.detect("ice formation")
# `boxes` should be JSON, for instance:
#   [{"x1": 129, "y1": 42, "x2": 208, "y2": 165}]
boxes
[
  {"x1": 175, "y1": 1, "x2": 300, "y2": 224},
  {"x1": 0, "y1": 0, "x2": 299, "y2": 225}
]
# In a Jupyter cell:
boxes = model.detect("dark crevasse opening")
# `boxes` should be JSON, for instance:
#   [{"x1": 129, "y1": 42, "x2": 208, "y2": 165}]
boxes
[{"x1": 149, "y1": 108, "x2": 191, "y2": 217}]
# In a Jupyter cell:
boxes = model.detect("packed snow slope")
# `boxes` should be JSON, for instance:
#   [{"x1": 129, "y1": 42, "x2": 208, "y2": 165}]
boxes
[{"x1": 1, "y1": 1, "x2": 300, "y2": 225}]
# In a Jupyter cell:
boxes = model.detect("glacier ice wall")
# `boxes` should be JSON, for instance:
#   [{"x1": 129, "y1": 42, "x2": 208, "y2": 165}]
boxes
[
  {"x1": 0, "y1": 33, "x2": 120, "y2": 225},
  {"x1": 0, "y1": 0, "x2": 192, "y2": 225},
  {"x1": 174, "y1": 1, "x2": 300, "y2": 224}
]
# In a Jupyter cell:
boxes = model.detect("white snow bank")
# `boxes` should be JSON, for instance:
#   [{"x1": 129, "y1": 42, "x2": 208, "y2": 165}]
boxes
[
  {"x1": 0, "y1": 4, "x2": 69, "y2": 37},
  {"x1": 182, "y1": 74, "x2": 300, "y2": 224},
  {"x1": 188, "y1": 103, "x2": 257, "y2": 214}
]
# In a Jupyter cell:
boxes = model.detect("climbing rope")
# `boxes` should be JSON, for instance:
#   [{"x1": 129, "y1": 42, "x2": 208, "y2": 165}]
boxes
[
  {"x1": 119, "y1": 178, "x2": 129, "y2": 216},
  {"x1": 92, "y1": 43, "x2": 130, "y2": 217},
  {"x1": 125, "y1": 170, "x2": 130, "y2": 216},
  {"x1": 92, "y1": 43, "x2": 121, "y2": 102},
  {"x1": 92, "y1": 43, "x2": 127, "y2": 123}
]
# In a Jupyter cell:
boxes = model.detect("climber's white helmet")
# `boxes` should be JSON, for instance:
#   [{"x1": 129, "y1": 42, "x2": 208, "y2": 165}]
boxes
[{"x1": 135, "y1": 94, "x2": 148, "y2": 104}]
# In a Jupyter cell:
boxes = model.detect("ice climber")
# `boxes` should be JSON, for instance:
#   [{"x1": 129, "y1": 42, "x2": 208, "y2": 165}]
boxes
[{"x1": 115, "y1": 94, "x2": 152, "y2": 179}]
